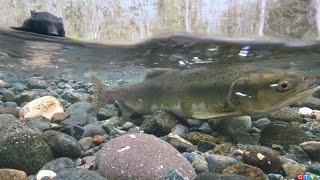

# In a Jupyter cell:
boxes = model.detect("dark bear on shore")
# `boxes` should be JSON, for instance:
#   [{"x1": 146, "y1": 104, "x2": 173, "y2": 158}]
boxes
[{"x1": 11, "y1": 11, "x2": 66, "y2": 37}]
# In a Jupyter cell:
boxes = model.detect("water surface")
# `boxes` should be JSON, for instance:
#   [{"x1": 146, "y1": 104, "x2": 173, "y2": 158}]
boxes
[{"x1": 1, "y1": 28, "x2": 320, "y2": 84}]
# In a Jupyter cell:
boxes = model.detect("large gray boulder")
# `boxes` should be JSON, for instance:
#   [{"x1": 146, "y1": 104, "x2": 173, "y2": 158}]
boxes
[
  {"x1": 96, "y1": 133, "x2": 196, "y2": 179},
  {"x1": 0, "y1": 120, "x2": 53, "y2": 175}
]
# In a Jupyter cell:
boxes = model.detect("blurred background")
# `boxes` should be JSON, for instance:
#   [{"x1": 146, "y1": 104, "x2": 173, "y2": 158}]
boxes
[{"x1": 1, "y1": 0, "x2": 320, "y2": 42}]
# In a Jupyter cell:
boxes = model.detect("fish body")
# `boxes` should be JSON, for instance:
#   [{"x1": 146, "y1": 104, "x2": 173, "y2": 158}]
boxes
[{"x1": 91, "y1": 65, "x2": 320, "y2": 119}]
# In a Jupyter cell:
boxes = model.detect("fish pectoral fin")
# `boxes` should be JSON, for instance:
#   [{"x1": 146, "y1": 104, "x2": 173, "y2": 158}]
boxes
[
  {"x1": 115, "y1": 100, "x2": 135, "y2": 120},
  {"x1": 192, "y1": 111, "x2": 241, "y2": 119},
  {"x1": 144, "y1": 68, "x2": 172, "y2": 79}
]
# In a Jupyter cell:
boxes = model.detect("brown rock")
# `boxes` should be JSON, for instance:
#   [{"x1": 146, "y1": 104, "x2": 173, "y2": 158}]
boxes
[
  {"x1": 0, "y1": 107, "x2": 18, "y2": 117},
  {"x1": 221, "y1": 163, "x2": 267, "y2": 180},
  {"x1": 212, "y1": 143, "x2": 231, "y2": 155},
  {"x1": 259, "y1": 121, "x2": 311, "y2": 149},
  {"x1": 96, "y1": 133, "x2": 196, "y2": 179},
  {"x1": 282, "y1": 164, "x2": 307, "y2": 177},
  {"x1": 269, "y1": 107, "x2": 303, "y2": 123},
  {"x1": 93, "y1": 135, "x2": 104, "y2": 143},
  {"x1": 51, "y1": 112, "x2": 70, "y2": 123},
  {"x1": 242, "y1": 145, "x2": 282, "y2": 174},
  {"x1": 187, "y1": 132, "x2": 221, "y2": 145},
  {"x1": 299, "y1": 141, "x2": 320, "y2": 161},
  {"x1": 0, "y1": 169, "x2": 27, "y2": 180},
  {"x1": 167, "y1": 133, "x2": 196, "y2": 152}
]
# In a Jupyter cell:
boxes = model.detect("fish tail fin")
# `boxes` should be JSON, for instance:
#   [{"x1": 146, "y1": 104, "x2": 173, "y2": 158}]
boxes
[
  {"x1": 91, "y1": 76, "x2": 108, "y2": 109},
  {"x1": 91, "y1": 75, "x2": 105, "y2": 92}
]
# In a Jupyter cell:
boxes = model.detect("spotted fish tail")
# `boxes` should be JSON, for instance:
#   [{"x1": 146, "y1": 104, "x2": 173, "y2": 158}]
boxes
[{"x1": 91, "y1": 76, "x2": 108, "y2": 109}]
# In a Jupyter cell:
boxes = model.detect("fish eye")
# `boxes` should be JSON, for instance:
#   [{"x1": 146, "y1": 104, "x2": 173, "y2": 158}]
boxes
[{"x1": 278, "y1": 80, "x2": 290, "y2": 91}]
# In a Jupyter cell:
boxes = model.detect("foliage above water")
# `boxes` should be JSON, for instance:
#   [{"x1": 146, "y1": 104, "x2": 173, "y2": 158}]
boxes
[{"x1": 1, "y1": 0, "x2": 320, "y2": 41}]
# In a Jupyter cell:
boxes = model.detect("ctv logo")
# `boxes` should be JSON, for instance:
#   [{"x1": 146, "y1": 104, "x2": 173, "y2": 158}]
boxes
[{"x1": 297, "y1": 174, "x2": 317, "y2": 180}]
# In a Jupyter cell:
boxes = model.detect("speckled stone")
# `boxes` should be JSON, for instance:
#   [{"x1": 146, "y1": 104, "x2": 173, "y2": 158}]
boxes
[
  {"x1": 221, "y1": 163, "x2": 267, "y2": 180},
  {"x1": 53, "y1": 168, "x2": 106, "y2": 180},
  {"x1": 282, "y1": 164, "x2": 307, "y2": 177},
  {"x1": 96, "y1": 133, "x2": 196, "y2": 179},
  {"x1": 0, "y1": 120, "x2": 53, "y2": 175},
  {"x1": 259, "y1": 121, "x2": 311, "y2": 149},
  {"x1": 242, "y1": 145, "x2": 282, "y2": 174},
  {"x1": 212, "y1": 143, "x2": 231, "y2": 155},
  {"x1": 187, "y1": 132, "x2": 221, "y2": 145}
]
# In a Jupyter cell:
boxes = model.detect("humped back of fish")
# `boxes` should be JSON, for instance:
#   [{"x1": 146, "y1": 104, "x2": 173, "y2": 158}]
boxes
[{"x1": 91, "y1": 65, "x2": 320, "y2": 119}]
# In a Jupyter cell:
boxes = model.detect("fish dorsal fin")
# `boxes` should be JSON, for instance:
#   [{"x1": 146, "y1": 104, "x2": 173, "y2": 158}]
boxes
[
  {"x1": 91, "y1": 76, "x2": 105, "y2": 92},
  {"x1": 144, "y1": 68, "x2": 171, "y2": 79},
  {"x1": 192, "y1": 111, "x2": 241, "y2": 119}
]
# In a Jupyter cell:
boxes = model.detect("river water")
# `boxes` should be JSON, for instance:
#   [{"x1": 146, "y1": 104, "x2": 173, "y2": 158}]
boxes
[{"x1": 1, "y1": 28, "x2": 320, "y2": 84}]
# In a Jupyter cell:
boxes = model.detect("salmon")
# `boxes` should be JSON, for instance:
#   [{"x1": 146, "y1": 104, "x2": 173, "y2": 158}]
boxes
[{"x1": 91, "y1": 65, "x2": 320, "y2": 119}]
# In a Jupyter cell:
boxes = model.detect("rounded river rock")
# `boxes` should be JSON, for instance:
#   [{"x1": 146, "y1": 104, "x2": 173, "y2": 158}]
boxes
[{"x1": 96, "y1": 133, "x2": 196, "y2": 179}]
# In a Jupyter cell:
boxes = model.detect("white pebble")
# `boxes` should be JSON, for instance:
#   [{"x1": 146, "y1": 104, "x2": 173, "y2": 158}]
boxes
[
  {"x1": 298, "y1": 107, "x2": 313, "y2": 118},
  {"x1": 257, "y1": 153, "x2": 265, "y2": 160},
  {"x1": 36, "y1": 170, "x2": 57, "y2": 180}
]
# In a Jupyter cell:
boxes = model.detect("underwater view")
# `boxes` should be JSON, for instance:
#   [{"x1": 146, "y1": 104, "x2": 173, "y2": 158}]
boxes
[{"x1": 1, "y1": 0, "x2": 320, "y2": 180}]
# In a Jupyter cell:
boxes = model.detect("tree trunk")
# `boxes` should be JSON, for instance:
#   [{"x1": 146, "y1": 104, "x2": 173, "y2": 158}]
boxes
[
  {"x1": 314, "y1": 0, "x2": 320, "y2": 39},
  {"x1": 258, "y1": 0, "x2": 266, "y2": 36},
  {"x1": 139, "y1": 19, "x2": 145, "y2": 39},
  {"x1": 185, "y1": 0, "x2": 190, "y2": 32}
]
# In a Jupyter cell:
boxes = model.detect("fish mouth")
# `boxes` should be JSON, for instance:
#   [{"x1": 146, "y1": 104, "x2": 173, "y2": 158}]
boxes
[{"x1": 267, "y1": 83, "x2": 320, "y2": 113}]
